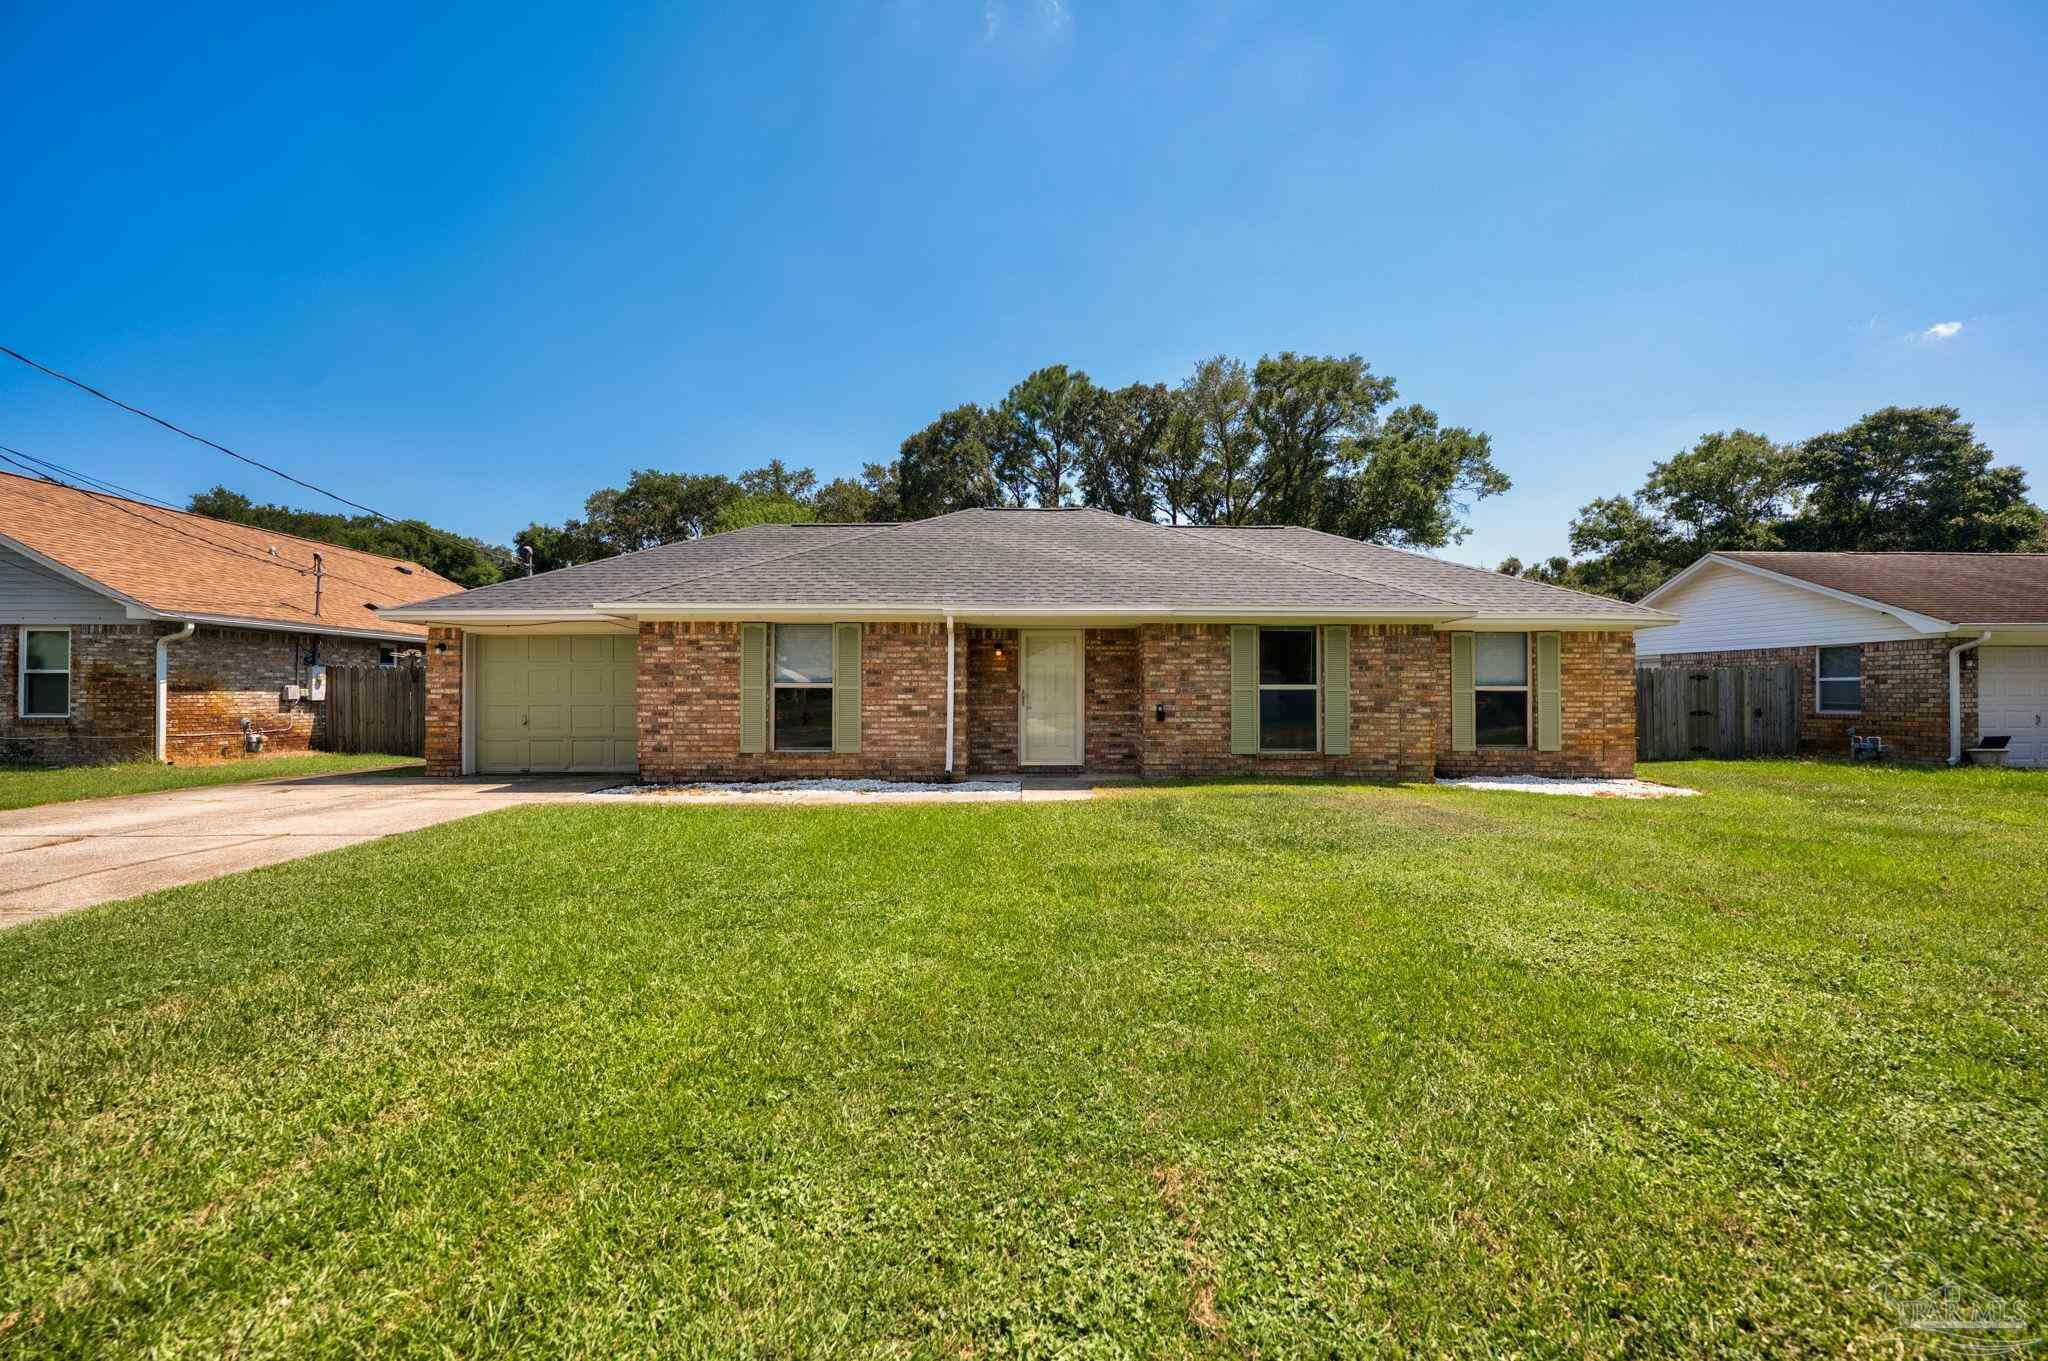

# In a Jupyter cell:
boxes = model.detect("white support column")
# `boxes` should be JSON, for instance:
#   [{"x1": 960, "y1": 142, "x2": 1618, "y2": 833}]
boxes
[{"x1": 944, "y1": 613, "x2": 956, "y2": 775}]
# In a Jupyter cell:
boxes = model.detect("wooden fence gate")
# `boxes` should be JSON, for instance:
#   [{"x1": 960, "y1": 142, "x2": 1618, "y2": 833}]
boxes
[
  {"x1": 1636, "y1": 664, "x2": 1800, "y2": 760},
  {"x1": 321, "y1": 663, "x2": 426, "y2": 756}
]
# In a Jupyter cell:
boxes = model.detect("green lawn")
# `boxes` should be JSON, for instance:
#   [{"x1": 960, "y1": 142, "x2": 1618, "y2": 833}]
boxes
[
  {"x1": 2, "y1": 761, "x2": 2042, "y2": 1357},
  {"x1": 0, "y1": 753, "x2": 422, "y2": 811}
]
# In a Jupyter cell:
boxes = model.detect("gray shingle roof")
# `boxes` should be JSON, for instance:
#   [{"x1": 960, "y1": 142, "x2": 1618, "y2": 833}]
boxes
[
  {"x1": 388, "y1": 509, "x2": 1668, "y2": 622},
  {"x1": 1707, "y1": 552, "x2": 2048, "y2": 625}
]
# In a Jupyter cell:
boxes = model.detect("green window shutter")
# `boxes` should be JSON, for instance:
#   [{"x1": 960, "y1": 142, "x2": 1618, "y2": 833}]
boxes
[
  {"x1": 1322, "y1": 625, "x2": 1351, "y2": 756},
  {"x1": 832, "y1": 623, "x2": 861, "y2": 754},
  {"x1": 739, "y1": 623, "x2": 768, "y2": 753},
  {"x1": 1536, "y1": 631, "x2": 1562, "y2": 752},
  {"x1": 1450, "y1": 632, "x2": 1476, "y2": 753},
  {"x1": 1230, "y1": 625, "x2": 1258, "y2": 755}
]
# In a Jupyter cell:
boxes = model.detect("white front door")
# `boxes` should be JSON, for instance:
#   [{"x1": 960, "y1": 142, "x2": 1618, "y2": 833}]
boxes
[
  {"x1": 1019, "y1": 630, "x2": 1084, "y2": 766},
  {"x1": 1980, "y1": 646, "x2": 2048, "y2": 768}
]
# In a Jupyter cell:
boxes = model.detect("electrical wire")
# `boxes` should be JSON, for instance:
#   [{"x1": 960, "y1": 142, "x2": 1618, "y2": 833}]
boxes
[
  {"x1": 0, "y1": 445, "x2": 412, "y2": 602},
  {"x1": 0, "y1": 343, "x2": 519, "y2": 570}
]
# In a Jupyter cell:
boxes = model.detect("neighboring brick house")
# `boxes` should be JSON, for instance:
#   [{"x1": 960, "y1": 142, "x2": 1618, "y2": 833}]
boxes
[
  {"x1": 1, "y1": 470, "x2": 459, "y2": 765},
  {"x1": 383, "y1": 509, "x2": 1671, "y2": 782},
  {"x1": 1638, "y1": 551, "x2": 2048, "y2": 766}
]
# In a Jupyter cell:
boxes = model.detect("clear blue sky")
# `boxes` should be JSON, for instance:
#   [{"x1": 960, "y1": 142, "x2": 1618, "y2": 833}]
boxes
[{"x1": 4, "y1": 0, "x2": 2044, "y2": 569}]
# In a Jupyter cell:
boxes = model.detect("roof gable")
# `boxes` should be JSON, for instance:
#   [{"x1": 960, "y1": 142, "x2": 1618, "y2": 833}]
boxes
[
  {"x1": 0, "y1": 470, "x2": 465, "y2": 638},
  {"x1": 1709, "y1": 552, "x2": 2048, "y2": 625}
]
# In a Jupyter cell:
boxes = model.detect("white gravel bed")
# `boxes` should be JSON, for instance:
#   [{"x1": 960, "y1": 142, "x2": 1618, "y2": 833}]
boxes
[
  {"x1": 1439, "y1": 775, "x2": 1699, "y2": 799},
  {"x1": 590, "y1": 777, "x2": 1024, "y2": 802}
]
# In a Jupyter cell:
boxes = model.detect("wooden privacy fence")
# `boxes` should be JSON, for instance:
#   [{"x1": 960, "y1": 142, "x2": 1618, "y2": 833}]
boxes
[
  {"x1": 1637, "y1": 664, "x2": 1800, "y2": 760},
  {"x1": 321, "y1": 663, "x2": 425, "y2": 756}
]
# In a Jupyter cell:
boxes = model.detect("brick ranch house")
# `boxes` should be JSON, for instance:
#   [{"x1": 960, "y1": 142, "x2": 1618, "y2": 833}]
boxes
[
  {"x1": 1638, "y1": 551, "x2": 2048, "y2": 766},
  {"x1": 380, "y1": 509, "x2": 1672, "y2": 782},
  {"x1": 0, "y1": 471, "x2": 461, "y2": 764}
]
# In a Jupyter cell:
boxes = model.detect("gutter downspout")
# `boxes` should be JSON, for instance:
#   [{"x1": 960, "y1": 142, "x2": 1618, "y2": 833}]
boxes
[
  {"x1": 1948, "y1": 632, "x2": 1991, "y2": 765},
  {"x1": 944, "y1": 612, "x2": 956, "y2": 777},
  {"x1": 155, "y1": 622, "x2": 197, "y2": 762}
]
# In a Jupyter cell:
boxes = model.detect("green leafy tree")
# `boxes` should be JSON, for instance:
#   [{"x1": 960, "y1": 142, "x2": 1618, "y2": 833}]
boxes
[
  {"x1": 1181, "y1": 357, "x2": 1259, "y2": 523},
  {"x1": 812, "y1": 462, "x2": 900, "y2": 523},
  {"x1": 737, "y1": 460, "x2": 818, "y2": 502},
  {"x1": 1782, "y1": 406, "x2": 2046, "y2": 552},
  {"x1": 1079, "y1": 382, "x2": 1173, "y2": 520},
  {"x1": 1250, "y1": 353, "x2": 1396, "y2": 526},
  {"x1": 1318, "y1": 405, "x2": 1509, "y2": 547},
  {"x1": 1000, "y1": 365, "x2": 1101, "y2": 507},
  {"x1": 186, "y1": 486, "x2": 507, "y2": 587},
  {"x1": 710, "y1": 494, "x2": 818, "y2": 535},
  {"x1": 898, "y1": 405, "x2": 1004, "y2": 519},
  {"x1": 1149, "y1": 397, "x2": 1214, "y2": 526}
]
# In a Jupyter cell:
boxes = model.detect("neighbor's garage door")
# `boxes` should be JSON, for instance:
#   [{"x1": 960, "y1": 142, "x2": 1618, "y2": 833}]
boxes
[
  {"x1": 477, "y1": 634, "x2": 637, "y2": 773},
  {"x1": 1980, "y1": 647, "x2": 2048, "y2": 768}
]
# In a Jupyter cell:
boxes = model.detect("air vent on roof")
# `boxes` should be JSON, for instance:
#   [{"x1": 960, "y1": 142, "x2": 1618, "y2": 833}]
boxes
[
  {"x1": 394, "y1": 565, "x2": 413, "y2": 574},
  {"x1": 267, "y1": 546, "x2": 279, "y2": 557}
]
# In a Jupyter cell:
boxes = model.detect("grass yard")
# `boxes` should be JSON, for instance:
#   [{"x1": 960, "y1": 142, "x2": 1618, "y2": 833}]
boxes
[
  {"x1": 2, "y1": 761, "x2": 2043, "y2": 1356},
  {"x1": 0, "y1": 753, "x2": 422, "y2": 811}
]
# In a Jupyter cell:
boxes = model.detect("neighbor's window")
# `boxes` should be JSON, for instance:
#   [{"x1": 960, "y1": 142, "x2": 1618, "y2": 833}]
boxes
[
  {"x1": 773, "y1": 624, "x2": 834, "y2": 751},
  {"x1": 1474, "y1": 632, "x2": 1529, "y2": 747},
  {"x1": 1258, "y1": 627, "x2": 1318, "y2": 752},
  {"x1": 378, "y1": 646, "x2": 398, "y2": 669},
  {"x1": 1816, "y1": 646, "x2": 1862, "y2": 713},
  {"x1": 20, "y1": 627, "x2": 71, "y2": 718}
]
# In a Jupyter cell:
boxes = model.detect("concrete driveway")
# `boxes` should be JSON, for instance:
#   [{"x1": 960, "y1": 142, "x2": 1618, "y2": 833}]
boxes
[{"x1": 0, "y1": 771, "x2": 610, "y2": 928}]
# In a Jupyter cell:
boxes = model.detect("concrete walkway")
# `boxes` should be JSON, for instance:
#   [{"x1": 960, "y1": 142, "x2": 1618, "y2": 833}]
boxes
[{"x1": 0, "y1": 772, "x2": 609, "y2": 928}]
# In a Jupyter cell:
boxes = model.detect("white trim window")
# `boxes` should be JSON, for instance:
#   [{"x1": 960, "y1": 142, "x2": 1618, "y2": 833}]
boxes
[
  {"x1": 1258, "y1": 626, "x2": 1319, "y2": 752},
  {"x1": 19, "y1": 627, "x2": 72, "y2": 719},
  {"x1": 378, "y1": 645, "x2": 399, "y2": 669},
  {"x1": 772, "y1": 623, "x2": 834, "y2": 752},
  {"x1": 1474, "y1": 632, "x2": 1530, "y2": 747},
  {"x1": 1816, "y1": 645, "x2": 1862, "y2": 713}
]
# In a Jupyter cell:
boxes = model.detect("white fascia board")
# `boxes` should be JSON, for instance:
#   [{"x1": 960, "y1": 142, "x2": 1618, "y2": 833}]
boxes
[
  {"x1": 1435, "y1": 613, "x2": 1676, "y2": 632},
  {"x1": 0, "y1": 529, "x2": 155, "y2": 615},
  {"x1": 1644, "y1": 553, "x2": 1954, "y2": 633},
  {"x1": 172, "y1": 612, "x2": 431, "y2": 644},
  {"x1": 590, "y1": 602, "x2": 1476, "y2": 624},
  {"x1": 375, "y1": 608, "x2": 608, "y2": 625}
]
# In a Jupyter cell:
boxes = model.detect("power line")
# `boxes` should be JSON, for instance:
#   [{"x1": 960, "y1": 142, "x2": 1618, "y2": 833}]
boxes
[
  {"x1": 0, "y1": 444, "x2": 410, "y2": 601},
  {"x1": 0, "y1": 343, "x2": 518, "y2": 570}
]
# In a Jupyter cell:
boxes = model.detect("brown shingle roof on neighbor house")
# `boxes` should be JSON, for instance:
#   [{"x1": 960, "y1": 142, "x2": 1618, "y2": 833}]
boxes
[
  {"x1": 1719, "y1": 551, "x2": 2048, "y2": 625},
  {"x1": 0, "y1": 470, "x2": 463, "y2": 638},
  {"x1": 388, "y1": 507, "x2": 1670, "y2": 623}
]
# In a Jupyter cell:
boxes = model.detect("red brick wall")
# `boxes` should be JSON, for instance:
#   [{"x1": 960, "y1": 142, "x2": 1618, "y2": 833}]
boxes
[
  {"x1": 2, "y1": 622, "x2": 393, "y2": 767},
  {"x1": 1135, "y1": 623, "x2": 1439, "y2": 780},
  {"x1": 425, "y1": 627, "x2": 464, "y2": 776},
  {"x1": 163, "y1": 627, "x2": 382, "y2": 761},
  {"x1": 638, "y1": 621, "x2": 961, "y2": 781},
  {"x1": 1640, "y1": 638, "x2": 1968, "y2": 762},
  {"x1": 0, "y1": 623, "x2": 161, "y2": 764},
  {"x1": 965, "y1": 628, "x2": 1142, "y2": 774},
  {"x1": 1433, "y1": 632, "x2": 1637, "y2": 778}
]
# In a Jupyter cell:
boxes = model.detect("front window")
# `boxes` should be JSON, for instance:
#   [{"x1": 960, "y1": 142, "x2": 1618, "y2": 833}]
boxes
[
  {"x1": 1474, "y1": 632, "x2": 1529, "y2": 747},
  {"x1": 1258, "y1": 627, "x2": 1318, "y2": 752},
  {"x1": 20, "y1": 628, "x2": 71, "y2": 718},
  {"x1": 773, "y1": 624, "x2": 834, "y2": 751},
  {"x1": 1816, "y1": 646, "x2": 1861, "y2": 713}
]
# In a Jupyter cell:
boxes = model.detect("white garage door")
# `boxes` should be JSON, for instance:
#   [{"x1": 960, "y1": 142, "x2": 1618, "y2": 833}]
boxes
[
  {"x1": 477, "y1": 634, "x2": 637, "y2": 774},
  {"x1": 1980, "y1": 647, "x2": 2048, "y2": 768}
]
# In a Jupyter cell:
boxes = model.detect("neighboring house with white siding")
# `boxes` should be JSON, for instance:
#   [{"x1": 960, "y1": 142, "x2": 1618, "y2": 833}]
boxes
[
  {"x1": 1638, "y1": 552, "x2": 2048, "y2": 766},
  {"x1": 1, "y1": 470, "x2": 459, "y2": 765}
]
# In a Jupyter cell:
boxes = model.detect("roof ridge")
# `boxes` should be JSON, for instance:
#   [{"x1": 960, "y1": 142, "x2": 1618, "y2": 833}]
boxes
[
  {"x1": 0, "y1": 467, "x2": 439, "y2": 575},
  {"x1": 1725, "y1": 549, "x2": 2048, "y2": 559}
]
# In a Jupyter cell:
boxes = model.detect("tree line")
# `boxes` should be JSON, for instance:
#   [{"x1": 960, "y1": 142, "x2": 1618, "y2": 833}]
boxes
[
  {"x1": 1498, "y1": 406, "x2": 2047, "y2": 600},
  {"x1": 180, "y1": 389, "x2": 2043, "y2": 602},
  {"x1": 504, "y1": 353, "x2": 1508, "y2": 570}
]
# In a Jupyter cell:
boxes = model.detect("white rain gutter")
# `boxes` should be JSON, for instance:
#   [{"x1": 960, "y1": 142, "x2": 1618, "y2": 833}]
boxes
[
  {"x1": 155, "y1": 622, "x2": 197, "y2": 761},
  {"x1": 1948, "y1": 632, "x2": 1991, "y2": 765},
  {"x1": 944, "y1": 612, "x2": 956, "y2": 775}
]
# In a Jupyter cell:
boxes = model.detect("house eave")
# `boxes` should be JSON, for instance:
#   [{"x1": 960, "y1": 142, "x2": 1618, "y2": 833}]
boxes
[{"x1": 1643, "y1": 553, "x2": 1955, "y2": 633}]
